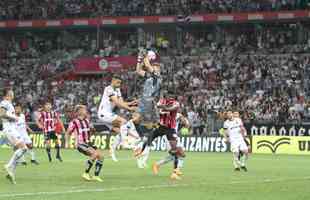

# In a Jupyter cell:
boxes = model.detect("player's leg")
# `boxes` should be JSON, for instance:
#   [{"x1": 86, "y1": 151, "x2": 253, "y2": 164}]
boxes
[
  {"x1": 54, "y1": 133, "x2": 62, "y2": 162},
  {"x1": 110, "y1": 127, "x2": 122, "y2": 162},
  {"x1": 26, "y1": 143, "x2": 39, "y2": 165},
  {"x1": 45, "y1": 133, "x2": 52, "y2": 162},
  {"x1": 100, "y1": 113, "x2": 125, "y2": 162},
  {"x1": 167, "y1": 139, "x2": 183, "y2": 180},
  {"x1": 239, "y1": 140, "x2": 249, "y2": 172},
  {"x1": 4, "y1": 133, "x2": 28, "y2": 184},
  {"x1": 77, "y1": 144, "x2": 96, "y2": 181},
  {"x1": 93, "y1": 149, "x2": 104, "y2": 182},
  {"x1": 231, "y1": 142, "x2": 241, "y2": 171},
  {"x1": 13, "y1": 146, "x2": 27, "y2": 165}
]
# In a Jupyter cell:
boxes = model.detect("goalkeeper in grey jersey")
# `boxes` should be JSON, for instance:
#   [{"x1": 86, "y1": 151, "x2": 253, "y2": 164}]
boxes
[{"x1": 134, "y1": 49, "x2": 162, "y2": 161}]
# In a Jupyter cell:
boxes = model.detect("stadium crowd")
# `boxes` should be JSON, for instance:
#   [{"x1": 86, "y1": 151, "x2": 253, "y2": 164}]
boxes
[
  {"x1": 1, "y1": 22, "x2": 310, "y2": 135},
  {"x1": 0, "y1": 0, "x2": 309, "y2": 20}
]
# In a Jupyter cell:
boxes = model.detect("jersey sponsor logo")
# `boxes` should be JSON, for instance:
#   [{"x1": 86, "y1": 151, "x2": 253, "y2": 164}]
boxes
[{"x1": 256, "y1": 137, "x2": 291, "y2": 153}]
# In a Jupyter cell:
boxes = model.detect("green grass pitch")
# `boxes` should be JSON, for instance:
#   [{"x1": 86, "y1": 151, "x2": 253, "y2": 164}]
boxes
[{"x1": 0, "y1": 148, "x2": 309, "y2": 200}]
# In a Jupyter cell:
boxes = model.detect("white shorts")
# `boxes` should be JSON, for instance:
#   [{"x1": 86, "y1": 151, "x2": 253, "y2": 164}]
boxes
[
  {"x1": 20, "y1": 131, "x2": 32, "y2": 144},
  {"x1": 98, "y1": 112, "x2": 118, "y2": 130},
  {"x1": 3, "y1": 128, "x2": 23, "y2": 145},
  {"x1": 230, "y1": 138, "x2": 248, "y2": 153}
]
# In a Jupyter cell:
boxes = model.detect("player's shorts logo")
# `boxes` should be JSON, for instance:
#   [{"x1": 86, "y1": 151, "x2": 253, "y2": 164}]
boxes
[
  {"x1": 99, "y1": 59, "x2": 108, "y2": 70},
  {"x1": 257, "y1": 137, "x2": 291, "y2": 153}
]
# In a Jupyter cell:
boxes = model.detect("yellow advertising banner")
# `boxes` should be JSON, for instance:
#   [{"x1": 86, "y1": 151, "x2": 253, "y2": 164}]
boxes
[{"x1": 252, "y1": 136, "x2": 310, "y2": 155}]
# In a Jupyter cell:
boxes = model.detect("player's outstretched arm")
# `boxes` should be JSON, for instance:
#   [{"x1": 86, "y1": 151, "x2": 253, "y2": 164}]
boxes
[
  {"x1": 64, "y1": 129, "x2": 72, "y2": 149},
  {"x1": 223, "y1": 128, "x2": 229, "y2": 143},
  {"x1": 0, "y1": 107, "x2": 17, "y2": 121},
  {"x1": 180, "y1": 115, "x2": 190, "y2": 129},
  {"x1": 35, "y1": 114, "x2": 44, "y2": 130},
  {"x1": 110, "y1": 96, "x2": 136, "y2": 112},
  {"x1": 136, "y1": 62, "x2": 146, "y2": 77},
  {"x1": 142, "y1": 57, "x2": 155, "y2": 73}
]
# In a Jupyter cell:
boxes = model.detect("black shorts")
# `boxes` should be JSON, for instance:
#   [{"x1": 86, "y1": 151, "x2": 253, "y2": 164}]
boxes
[
  {"x1": 147, "y1": 125, "x2": 177, "y2": 145},
  {"x1": 77, "y1": 143, "x2": 97, "y2": 156},
  {"x1": 44, "y1": 131, "x2": 58, "y2": 141}
]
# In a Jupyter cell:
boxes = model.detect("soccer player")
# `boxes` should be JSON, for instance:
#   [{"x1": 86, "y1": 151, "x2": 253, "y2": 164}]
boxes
[
  {"x1": 223, "y1": 111, "x2": 249, "y2": 172},
  {"x1": 65, "y1": 105, "x2": 104, "y2": 182},
  {"x1": 150, "y1": 90, "x2": 185, "y2": 180},
  {"x1": 97, "y1": 75, "x2": 137, "y2": 162},
  {"x1": 233, "y1": 111, "x2": 251, "y2": 160},
  {"x1": 36, "y1": 101, "x2": 65, "y2": 162},
  {"x1": 134, "y1": 49, "x2": 161, "y2": 159},
  {"x1": 15, "y1": 104, "x2": 39, "y2": 165},
  {"x1": 0, "y1": 89, "x2": 27, "y2": 184}
]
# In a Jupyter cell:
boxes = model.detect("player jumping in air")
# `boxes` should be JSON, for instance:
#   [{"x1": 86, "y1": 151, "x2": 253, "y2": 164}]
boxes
[
  {"x1": 36, "y1": 101, "x2": 65, "y2": 162},
  {"x1": 134, "y1": 49, "x2": 161, "y2": 161},
  {"x1": 0, "y1": 89, "x2": 28, "y2": 184},
  {"x1": 224, "y1": 111, "x2": 249, "y2": 172},
  {"x1": 65, "y1": 105, "x2": 104, "y2": 182},
  {"x1": 97, "y1": 75, "x2": 137, "y2": 162},
  {"x1": 15, "y1": 104, "x2": 39, "y2": 165}
]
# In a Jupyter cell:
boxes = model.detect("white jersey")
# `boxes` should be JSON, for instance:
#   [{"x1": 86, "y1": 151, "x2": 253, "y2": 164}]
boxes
[
  {"x1": 98, "y1": 85, "x2": 122, "y2": 114},
  {"x1": 223, "y1": 118, "x2": 243, "y2": 141},
  {"x1": 0, "y1": 99, "x2": 17, "y2": 130},
  {"x1": 16, "y1": 114, "x2": 27, "y2": 135}
]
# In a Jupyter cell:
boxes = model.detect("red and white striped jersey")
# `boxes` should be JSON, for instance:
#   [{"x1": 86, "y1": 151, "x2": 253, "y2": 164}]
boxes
[
  {"x1": 38, "y1": 111, "x2": 59, "y2": 133},
  {"x1": 68, "y1": 118, "x2": 92, "y2": 145}
]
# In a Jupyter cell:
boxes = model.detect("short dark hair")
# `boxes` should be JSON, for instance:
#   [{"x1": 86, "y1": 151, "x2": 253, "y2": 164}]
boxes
[
  {"x1": 14, "y1": 103, "x2": 22, "y2": 108},
  {"x1": 112, "y1": 74, "x2": 122, "y2": 81},
  {"x1": 75, "y1": 104, "x2": 86, "y2": 112}
]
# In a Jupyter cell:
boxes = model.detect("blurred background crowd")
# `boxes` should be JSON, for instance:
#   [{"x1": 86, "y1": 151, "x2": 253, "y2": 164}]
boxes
[{"x1": 0, "y1": 0, "x2": 309, "y2": 20}]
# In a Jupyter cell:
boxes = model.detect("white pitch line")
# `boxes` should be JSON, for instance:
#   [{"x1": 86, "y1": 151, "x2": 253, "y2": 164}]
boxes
[
  {"x1": 0, "y1": 183, "x2": 189, "y2": 199},
  {"x1": 1, "y1": 177, "x2": 310, "y2": 199}
]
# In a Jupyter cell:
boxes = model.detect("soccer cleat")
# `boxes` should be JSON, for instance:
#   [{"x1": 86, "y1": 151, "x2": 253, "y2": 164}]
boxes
[
  {"x1": 6, "y1": 174, "x2": 16, "y2": 185},
  {"x1": 92, "y1": 176, "x2": 103, "y2": 182},
  {"x1": 241, "y1": 166, "x2": 248, "y2": 172},
  {"x1": 234, "y1": 168, "x2": 241, "y2": 172},
  {"x1": 56, "y1": 156, "x2": 63, "y2": 162},
  {"x1": 174, "y1": 168, "x2": 183, "y2": 176},
  {"x1": 4, "y1": 165, "x2": 16, "y2": 184},
  {"x1": 31, "y1": 160, "x2": 40, "y2": 165},
  {"x1": 170, "y1": 172, "x2": 182, "y2": 180},
  {"x1": 137, "y1": 158, "x2": 144, "y2": 169},
  {"x1": 82, "y1": 173, "x2": 92, "y2": 181},
  {"x1": 152, "y1": 163, "x2": 160, "y2": 175},
  {"x1": 20, "y1": 161, "x2": 27, "y2": 166}
]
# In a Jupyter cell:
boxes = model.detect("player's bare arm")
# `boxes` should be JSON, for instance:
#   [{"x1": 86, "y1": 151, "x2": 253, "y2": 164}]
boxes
[
  {"x1": 110, "y1": 95, "x2": 136, "y2": 111},
  {"x1": 65, "y1": 128, "x2": 73, "y2": 148},
  {"x1": 0, "y1": 107, "x2": 17, "y2": 121},
  {"x1": 26, "y1": 126, "x2": 34, "y2": 134},
  {"x1": 180, "y1": 115, "x2": 190, "y2": 128},
  {"x1": 223, "y1": 128, "x2": 229, "y2": 143},
  {"x1": 35, "y1": 116, "x2": 44, "y2": 130}
]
